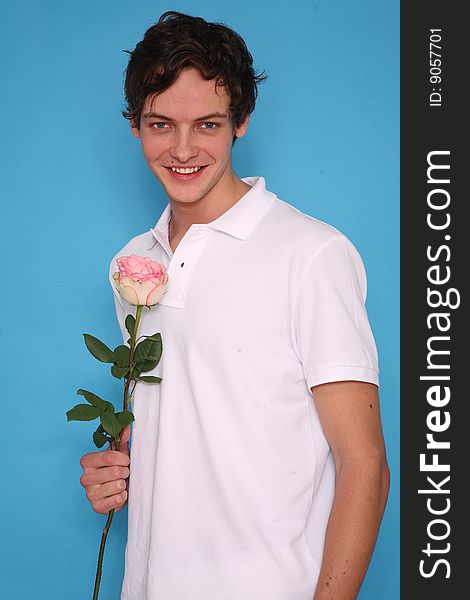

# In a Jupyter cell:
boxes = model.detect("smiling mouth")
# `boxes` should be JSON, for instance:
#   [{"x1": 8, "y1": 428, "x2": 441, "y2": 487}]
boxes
[
  {"x1": 164, "y1": 165, "x2": 208, "y2": 180},
  {"x1": 170, "y1": 166, "x2": 205, "y2": 173}
]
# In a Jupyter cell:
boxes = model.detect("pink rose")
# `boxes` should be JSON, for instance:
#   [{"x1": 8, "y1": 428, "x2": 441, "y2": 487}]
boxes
[{"x1": 113, "y1": 255, "x2": 169, "y2": 306}]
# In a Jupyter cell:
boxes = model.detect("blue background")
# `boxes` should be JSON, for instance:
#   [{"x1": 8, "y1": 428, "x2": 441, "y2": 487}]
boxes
[{"x1": 0, "y1": 1, "x2": 399, "y2": 598}]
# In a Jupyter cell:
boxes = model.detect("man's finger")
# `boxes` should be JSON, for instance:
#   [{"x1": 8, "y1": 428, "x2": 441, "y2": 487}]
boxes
[
  {"x1": 80, "y1": 465, "x2": 130, "y2": 487},
  {"x1": 80, "y1": 449, "x2": 130, "y2": 470}
]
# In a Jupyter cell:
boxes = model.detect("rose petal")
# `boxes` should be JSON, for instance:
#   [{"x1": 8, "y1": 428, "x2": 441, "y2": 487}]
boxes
[
  {"x1": 146, "y1": 284, "x2": 165, "y2": 306},
  {"x1": 118, "y1": 277, "x2": 141, "y2": 305},
  {"x1": 115, "y1": 255, "x2": 168, "y2": 285},
  {"x1": 136, "y1": 279, "x2": 161, "y2": 304}
]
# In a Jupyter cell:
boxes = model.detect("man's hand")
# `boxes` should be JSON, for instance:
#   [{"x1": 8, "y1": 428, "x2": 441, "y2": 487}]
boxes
[{"x1": 79, "y1": 425, "x2": 131, "y2": 514}]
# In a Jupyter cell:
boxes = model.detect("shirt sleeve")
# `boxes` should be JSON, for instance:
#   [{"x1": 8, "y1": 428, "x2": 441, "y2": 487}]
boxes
[{"x1": 292, "y1": 234, "x2": 379, "y2": 389}]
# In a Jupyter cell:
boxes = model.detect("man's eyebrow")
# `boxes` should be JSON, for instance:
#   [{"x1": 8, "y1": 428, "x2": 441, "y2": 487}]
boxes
[{"x1": 142, "y1": 112, "x2": 228, "y2": 121}]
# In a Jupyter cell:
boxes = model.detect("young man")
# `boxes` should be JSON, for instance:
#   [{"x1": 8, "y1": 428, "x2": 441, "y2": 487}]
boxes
[{"x1": 79, "y1": 11, "x2": 390, "y2": 600}]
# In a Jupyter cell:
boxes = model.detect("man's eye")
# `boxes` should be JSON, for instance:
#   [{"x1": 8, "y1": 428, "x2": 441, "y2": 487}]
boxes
[
  {"x1": 152, "y1": 122, "x2": 168, "y2": 129},
  {"x1": 201, "y1": 122, "x2": 218, "y2": 129}
]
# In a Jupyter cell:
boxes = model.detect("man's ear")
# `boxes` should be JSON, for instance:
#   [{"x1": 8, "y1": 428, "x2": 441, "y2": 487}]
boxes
[
  {"x1": 130, "y1": 120, "x2": 141, "y2": 139},
  {"x1": 234, "y1": 114, "x2": 250, "y2": 140}
]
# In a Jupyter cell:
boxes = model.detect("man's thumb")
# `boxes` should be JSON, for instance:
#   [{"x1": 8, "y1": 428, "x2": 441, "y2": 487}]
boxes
[
  {"x1": 120, "y1": 424, "x2": 131, "y2": 447},
  {"x1": 112, "y1": 424, "x2": 131, "y2": 452}
]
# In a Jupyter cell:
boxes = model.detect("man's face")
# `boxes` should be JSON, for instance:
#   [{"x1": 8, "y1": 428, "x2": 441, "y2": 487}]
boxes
[{"x1": 131, "y1": 67, "x2": 249, "y2": 206}]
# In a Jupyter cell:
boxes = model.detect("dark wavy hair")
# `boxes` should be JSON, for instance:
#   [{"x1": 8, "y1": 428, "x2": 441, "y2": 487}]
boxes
[{"x1": 122, "y1": 11, "x2": 267, "y2": 141}]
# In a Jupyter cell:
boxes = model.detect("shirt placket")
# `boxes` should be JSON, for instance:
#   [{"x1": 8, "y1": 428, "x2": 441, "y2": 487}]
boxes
[{"x1": 157, "y1": 225, "x2": 212, "y2": 308}]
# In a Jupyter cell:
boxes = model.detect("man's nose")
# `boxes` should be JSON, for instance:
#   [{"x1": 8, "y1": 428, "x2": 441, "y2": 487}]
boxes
[{"x1": 169, "y1": 130, "x2": 198, "y2": 163}]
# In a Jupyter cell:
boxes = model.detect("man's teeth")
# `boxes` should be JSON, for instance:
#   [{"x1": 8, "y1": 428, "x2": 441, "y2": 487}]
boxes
[{"x1": 171, "y1": 166, "x2": 203, "y2": 173}]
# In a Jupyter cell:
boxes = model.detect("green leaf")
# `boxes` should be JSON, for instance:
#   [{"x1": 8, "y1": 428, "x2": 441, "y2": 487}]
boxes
[
  {"x1": 125, "y1": 314, "x2": 135, "y2": 338},
  {"x1": 114, "y1": 345, "x2": 130, "y2": 367},
  {"x1": 145, "y1": 333, "x2": 162, "y2": 341},
  {"x1": 134, "y1": 335, "x2": 162, "y2": 366},
  {"x1": 133, "y1": 338, "x2": 153, "y2": 363},
  {"x1": 76, "y1": 389, "x2": 114, "y2": 413},
  {"x1": 100, "y1": 412, "x2": 122, "y2": 439},
  {"x1": 115, "y1": 410, "x2": 135, "y2": 428},
  {"x1": 93, "y1": 429, "x2": 109, "y2": 448},
  {"x1": 66, "y1": 404, "x2": 101, "y2": 421},
  {"x1": 130, "y1": 365, "x2": 141, "y2": 380},
  {"x1": 111, "y1": 365, "x2": 129, "y2": 380},
  {"x1": 138, "y1": 376, "x2": 162, "y2": 383},
  {"x1": 94, "y1": 423, "x2": 113, "y2": 436},
  {"x1": 83, "y1": 334, "x2": 115, "y2": 363},
  {"x1": 138, "y1": 359, "x2": 158, "y2": 373},
  {"x1": 130, "y1": 360, "x2": 159, "y2": 379}
]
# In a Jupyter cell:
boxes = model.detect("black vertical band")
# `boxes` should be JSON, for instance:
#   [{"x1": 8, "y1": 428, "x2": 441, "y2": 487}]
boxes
[{"x1": 400, "y1": 3, "x2": 466, "y2": 597}]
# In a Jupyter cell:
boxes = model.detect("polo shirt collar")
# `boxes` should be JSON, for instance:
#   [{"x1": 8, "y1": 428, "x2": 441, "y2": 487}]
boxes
[{"x1": 150, "y1": 176, "x2": 276, "y2": 246}]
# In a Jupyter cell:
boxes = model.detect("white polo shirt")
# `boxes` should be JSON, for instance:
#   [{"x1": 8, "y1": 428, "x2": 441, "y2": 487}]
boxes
[{"x1": 110, "y1": 177, "x2": 379, "y2": 600}]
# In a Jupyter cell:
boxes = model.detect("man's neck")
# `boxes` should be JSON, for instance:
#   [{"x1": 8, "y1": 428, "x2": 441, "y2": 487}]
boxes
[{"x1": 167, "y1": 176, "x2": 251, "y2": 252}]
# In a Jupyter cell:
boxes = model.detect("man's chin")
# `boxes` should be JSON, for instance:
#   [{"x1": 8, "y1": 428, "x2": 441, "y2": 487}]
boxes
[{"x1": 159, "y1": 184, "x2": 207, "y2": 206}]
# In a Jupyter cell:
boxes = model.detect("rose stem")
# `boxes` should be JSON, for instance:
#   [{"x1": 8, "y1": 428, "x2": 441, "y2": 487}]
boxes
[
  {"x1": 92, "y1": 304, "x2": 144, "y2": 599},
  {"x1": 121, "y1": 304, "x2": 143, "y2": 417},
  {"x1": 92, "y1": 509, "x2": 114, "y2": 600}
]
